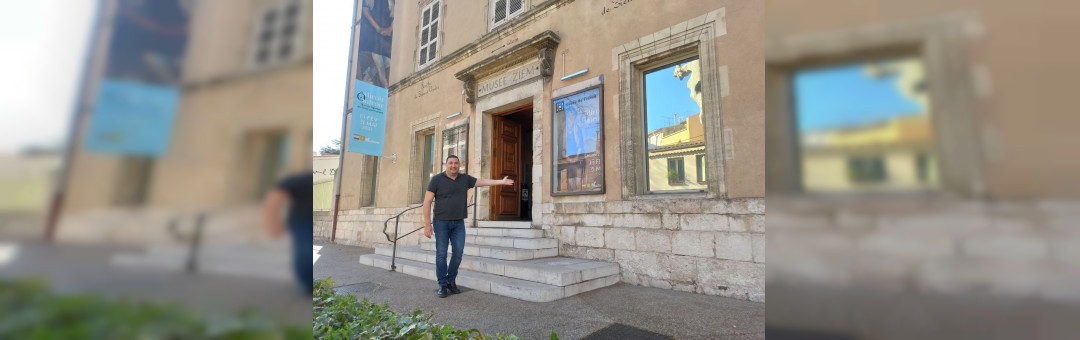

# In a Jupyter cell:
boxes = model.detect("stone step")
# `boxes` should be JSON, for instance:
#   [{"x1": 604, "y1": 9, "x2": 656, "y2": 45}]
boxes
[
  {"x1": 461, "y1": 235, "x2": 557, "y2": 249},
  {"x1": 375, "y1": 245, "x2": 620, "y2": 286},
  {"x1": 476, "y1": 221, "x2": 533, "y2": 229},
  {"x1": 419, "y1": 242, "x2": 556, "y2": 260},
  {"x1": 111, "y1": 244, "x2": 293, "y2": 281},
  {"x1": 358, "y1": 254, "x2": 620, "y2": 302},
  {"x1": 466, "y1": 227, "x2": 545, "y2": 238}
]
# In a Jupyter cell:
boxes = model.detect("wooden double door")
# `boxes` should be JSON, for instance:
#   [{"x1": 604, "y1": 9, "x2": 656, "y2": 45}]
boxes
[{"x1": 490, "y1": 105, "x2": 533, "y2": 221}]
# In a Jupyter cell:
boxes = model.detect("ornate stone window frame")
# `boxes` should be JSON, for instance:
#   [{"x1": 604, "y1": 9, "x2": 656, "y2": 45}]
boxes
[
  {"x1": 408, "y1": 113, "x2": 441, "y2": 204},
  {"x1": 615, "y1": 9, "x2": 728, "y2": 199},
  {"x1": 765, "y1": 13, "x2": 985, "y2": 198}
]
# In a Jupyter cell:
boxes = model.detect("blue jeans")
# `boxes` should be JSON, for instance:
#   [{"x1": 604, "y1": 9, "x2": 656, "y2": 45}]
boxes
[
  {"x1": 433, "y1": 219, "x2": 466, "y2": 287},
  {"x1": 287, "y1": 219, "x2": 314, "y2": 294}
]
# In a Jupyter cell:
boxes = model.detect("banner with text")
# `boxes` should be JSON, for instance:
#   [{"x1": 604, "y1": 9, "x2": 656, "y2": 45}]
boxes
[
  {"x1": 349, "y1": 81, "x2": 388, "y2": 156},
  {"x1": 85, "y1": 0, "x2": 190, "y2": 156}
]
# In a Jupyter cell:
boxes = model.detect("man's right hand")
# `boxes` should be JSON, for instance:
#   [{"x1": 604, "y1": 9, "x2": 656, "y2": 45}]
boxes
[{"x1": 423, "y1": 224, "x2": 433, "y2": 238}]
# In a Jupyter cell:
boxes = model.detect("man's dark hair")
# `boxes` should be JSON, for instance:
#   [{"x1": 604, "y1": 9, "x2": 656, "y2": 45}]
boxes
[{"x1": 445, "y1": 155, "x2": 459, "y2": 163}]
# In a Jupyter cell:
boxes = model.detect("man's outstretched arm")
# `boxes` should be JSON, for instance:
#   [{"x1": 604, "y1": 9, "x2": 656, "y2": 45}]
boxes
[{"x1": 475, "y1": 176, "x2": 514, "y2": 187}]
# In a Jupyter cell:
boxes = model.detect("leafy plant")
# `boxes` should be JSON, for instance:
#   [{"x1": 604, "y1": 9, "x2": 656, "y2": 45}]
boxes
[
  {"x1": 667, "y1": 169, "x2": 683, "y2": 184},
  {"x1": 314, "y1": 277, "x2": 533, "y2": 340},
  {"x1": 0, "y1": 278, "x2": 307, "y2": 339}
]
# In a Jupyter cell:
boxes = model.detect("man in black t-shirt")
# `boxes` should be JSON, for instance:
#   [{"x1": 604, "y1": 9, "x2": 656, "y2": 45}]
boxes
[
  {"x1": 423, "y1": 155, "x2": 513, "y2": 298},
  {"x1": 263, "y1": 173, "x2": 314, "y2": 294}
]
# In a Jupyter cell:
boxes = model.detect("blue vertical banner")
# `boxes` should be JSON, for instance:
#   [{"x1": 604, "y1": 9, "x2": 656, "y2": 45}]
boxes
[
  {"x1": 349, "y1": 81, "x2": 388, "y2": 156},
  {"x1": 348, "y1": 0, "x2": 394, "y2": 156},
  {"x1": 85, "y1": 0, "x2": 190, "y2": 156}
]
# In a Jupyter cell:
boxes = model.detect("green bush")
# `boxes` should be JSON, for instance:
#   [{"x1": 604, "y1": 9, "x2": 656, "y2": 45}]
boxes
[
  {"x1": 0, "y1": 278, "x2": 308, "y2": 339},
  {"x1": 314, "y1": 278, "x2": 529, "y2": 340}
]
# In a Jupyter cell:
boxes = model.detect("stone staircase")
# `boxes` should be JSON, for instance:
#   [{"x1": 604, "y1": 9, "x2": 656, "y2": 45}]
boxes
[{"x1": 359, "y1": 221, "x2": 621, "y2": 302}]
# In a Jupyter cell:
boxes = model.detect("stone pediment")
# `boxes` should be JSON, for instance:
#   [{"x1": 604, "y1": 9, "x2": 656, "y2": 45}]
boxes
[{"x1": 455, "y1": 31, "x2": 560, "y2": 103}]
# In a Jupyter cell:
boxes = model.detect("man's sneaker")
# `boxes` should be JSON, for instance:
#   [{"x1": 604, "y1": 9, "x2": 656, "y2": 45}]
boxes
[
  {"x1": 437, "y1": 286, "x2": 449, "y2": 298},
  {"x1": 448, "y1": 282, "x2": 461, "y2": 294}
]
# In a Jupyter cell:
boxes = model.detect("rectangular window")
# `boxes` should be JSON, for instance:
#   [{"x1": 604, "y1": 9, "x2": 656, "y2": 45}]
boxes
[
  {"x1": 491, "y1": 0, "x2": 525, "y2": 28},
  {"x1": 643, "y1": 57, "x2": 707, "y2": 193},
  {"x1": 418, "y1": 1, "x2": 441, "y2": 68},
  {"x1": 420, "y1": 133, "x2": 435, "y2": 199},
  {"x1": 243, "y1": 131, "x2": 290, "y2": 200},
  {"x1": 696, "y1": 154, "x2": 706, "y2": 182},
  {"x1": 916, "y1": 153, "x2": 930, "y2": 182},
  {"x1": 794, "y1": 56, "x2": 939, "y2": 192},
  {"x1": 116, "y1": 157, "x2": 155, "y2": 206},
  {"x1": 847, "y1": 156, "x2": 886, "y2": 184},
  {"x1": 367, "y1": 157, "x2": 379, "y2": 206},
  {"x1": 252, "y1": 0, "x2": 303, "y2": 67},
  {"x1": 667, "y1": 158, "x2": 685, "y2": 185},
  {"x1": 442, "y1": 123, "x2": 469, "y2": 174}
]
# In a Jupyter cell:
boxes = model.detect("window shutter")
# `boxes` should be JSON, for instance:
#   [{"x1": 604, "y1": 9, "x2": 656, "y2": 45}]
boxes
[
  {"x1": 418, "y1": 1, "x2": 442, "y2": 68},
  {"x1": 494, "y1": 0, "x2": 507, "y2": 23},
  {"x1": 508, "y1": 0, "x2": 522, "y2": 15}
]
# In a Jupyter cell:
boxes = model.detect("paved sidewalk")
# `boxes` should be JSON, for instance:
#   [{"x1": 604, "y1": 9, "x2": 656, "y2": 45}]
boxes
[{"x1": 314, "y1": 241, "x2": 765, "y2": 339}]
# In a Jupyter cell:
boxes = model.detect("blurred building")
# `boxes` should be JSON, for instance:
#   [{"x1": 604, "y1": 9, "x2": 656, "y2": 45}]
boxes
[
  {"x1": 319, "y1": 0, "x2": 766, "y2": 302},
  {"x1": 57, "y1": 0, "x2": 313, "y2": 244},
  {"x1": 766, "y1": 0, "x2": 1080, "y2": 337},
  {"x1": 313, "y1": 154, "x2": 339, "y2": 211},
  {"x1": 0, "y1": 152, "x2": 62, "y2": 239}
]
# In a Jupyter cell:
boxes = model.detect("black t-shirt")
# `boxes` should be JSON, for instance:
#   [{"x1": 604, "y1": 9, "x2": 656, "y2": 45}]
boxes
[
  {"x1": 277, "y1": 173, "x2": 313, "y2": 224},
  {"x1": 426, "y1": 172, "x2": 476, "y2": 221}
]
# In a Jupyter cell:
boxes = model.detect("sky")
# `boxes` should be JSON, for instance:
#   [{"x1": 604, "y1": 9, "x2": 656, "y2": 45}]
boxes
[
  {"x1": 312, "y1": 0, "x2": 355, "y2": 154},
  {"x1": 644, "y1": 61, "x2": 701, "y2": 133},
  {"x1": 0, "y1": 0, "x2": 96, "y2": 154},
  {"x1": 794, "y1": 61, "x2": 924, "y2": 132},
  {"x1": 0, "y1": 0, "x2": 353, "y2": 156}
]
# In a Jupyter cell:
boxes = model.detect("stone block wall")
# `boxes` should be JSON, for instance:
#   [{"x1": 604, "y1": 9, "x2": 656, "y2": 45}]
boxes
[
  {"x1": 768, "y1": 198, "x2": 1080, "y2": 302},
  {"x1": 540, "y1": 198, "x2": 765, "y2": 302}
]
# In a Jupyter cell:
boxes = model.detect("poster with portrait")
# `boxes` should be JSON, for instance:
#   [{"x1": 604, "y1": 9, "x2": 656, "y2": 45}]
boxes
[
  {"x1": 552, "y1": 86, "x2": 604, "y2": 196},
  {"x1": 354, "y1": 0, "x2": 394, "y2": 88},
  {"x1": 348, "y1": 0, "x2": 394, "y2": 156}
]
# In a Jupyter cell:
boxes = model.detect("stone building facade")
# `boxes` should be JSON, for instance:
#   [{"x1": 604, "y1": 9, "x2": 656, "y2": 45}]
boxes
[
  {"x1": 766, "y1": 0, "x2": 1080, "y2": 336},
  {"x1": 321, "y1": 0, "x2": 765, "y2": 302},
  {"x1": 58, "y1": 0, "x2": 314, "y2": 244}
]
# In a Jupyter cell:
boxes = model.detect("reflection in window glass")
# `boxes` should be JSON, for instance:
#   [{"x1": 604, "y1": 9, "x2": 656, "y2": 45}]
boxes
[
  {"x1": 847, "y1": 157, "x2": 886, "y2": 183},
  {"x1": 667, "y1": 158, "x2": 685, "y2": 184},
  {"x1": 442, "y1": 124, "x2": 468, "y2": 174},
  {"x1": 644, "y1": 58, "x2": 706, "y2": 192},
  {"x1": 794, "y1": 57, "x2": 939, "y2": 191},
  {"x1": 696, "y1": 154, "x2": 706, "y2": 182}
]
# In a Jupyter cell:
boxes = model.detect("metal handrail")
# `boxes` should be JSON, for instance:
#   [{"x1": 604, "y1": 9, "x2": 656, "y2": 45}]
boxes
[
  {"x1": 165, "y1": 206, "x2": 241, "y2": 274},
  {"x1": 167, "y1": 212, "x2": 208, "y2": 274},
  {"x1": 382, "y1": 188, "x2": 477, "y2": 271}
]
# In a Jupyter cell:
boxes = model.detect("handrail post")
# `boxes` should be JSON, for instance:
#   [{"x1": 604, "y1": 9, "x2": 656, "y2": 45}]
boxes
[
  {"x1": 391, "y1": 217, "x2": 401, "y2": 271},
  {"x1": 186, "y1": 213, "x2": 205, "y2": 273}
]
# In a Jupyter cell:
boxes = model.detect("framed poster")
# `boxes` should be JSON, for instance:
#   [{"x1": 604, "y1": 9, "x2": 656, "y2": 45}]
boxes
[
  {"x1": 552, "y1": 85, "x2": 604, "y2": 196},
  {"x1": 442, "y1": 123, "x2": 468, "y2": 174}
]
